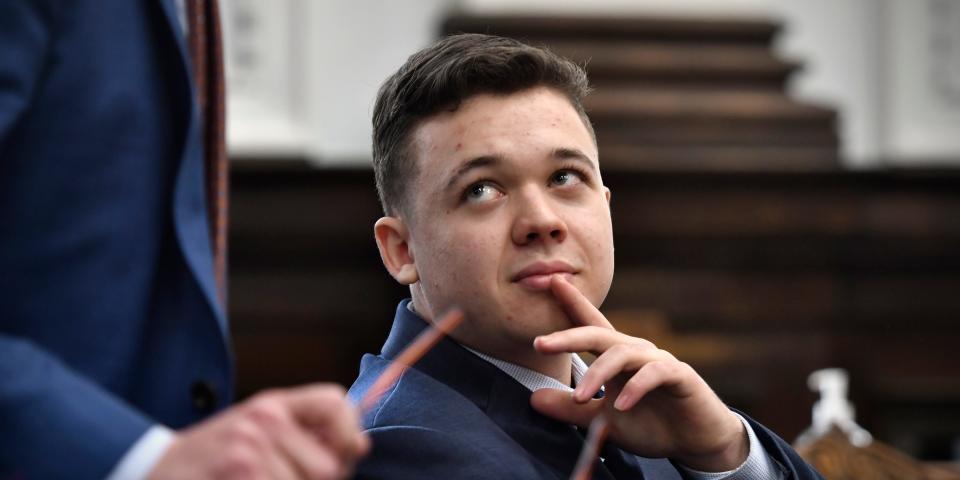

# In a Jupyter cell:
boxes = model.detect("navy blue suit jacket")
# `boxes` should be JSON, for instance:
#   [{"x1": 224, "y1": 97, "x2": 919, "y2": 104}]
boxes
[
  {"x1": 0, "y1": 1, "x2": 232, "y2": 477},
  {"x1": 349, "y1": 301, "x2": 823, "y2": 479}
]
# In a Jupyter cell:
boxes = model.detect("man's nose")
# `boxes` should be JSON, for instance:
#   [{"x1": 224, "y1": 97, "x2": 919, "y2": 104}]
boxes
[{"x1": 511, "y1": 187, "x2": 568, "y2": 246}]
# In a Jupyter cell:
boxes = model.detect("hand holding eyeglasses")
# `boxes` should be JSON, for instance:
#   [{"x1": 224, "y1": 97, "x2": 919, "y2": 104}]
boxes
[{"x1": 532, "y1": 276, "x2": 749, "y2": 474}]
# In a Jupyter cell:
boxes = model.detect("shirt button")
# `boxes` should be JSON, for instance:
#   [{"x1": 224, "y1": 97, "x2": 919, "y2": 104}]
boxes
[{"x1": 190, "y1": 380, "x2": 218, "y2": 414}]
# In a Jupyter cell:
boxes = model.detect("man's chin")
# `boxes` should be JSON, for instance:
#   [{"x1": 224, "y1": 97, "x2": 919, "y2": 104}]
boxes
[{"x1": 510, "y1": 300, "x2": 576, "y2": 334}]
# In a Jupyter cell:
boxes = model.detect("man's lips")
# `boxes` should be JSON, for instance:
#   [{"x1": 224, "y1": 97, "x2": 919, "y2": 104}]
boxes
[{"x1": 511, "y1": 261, "x2": 577, "y2": 290}]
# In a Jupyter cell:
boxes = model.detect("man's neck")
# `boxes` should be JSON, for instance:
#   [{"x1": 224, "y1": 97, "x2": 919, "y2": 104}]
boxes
[{"x1": 406, "y1": 298, "x2": 574, "y2": 386}]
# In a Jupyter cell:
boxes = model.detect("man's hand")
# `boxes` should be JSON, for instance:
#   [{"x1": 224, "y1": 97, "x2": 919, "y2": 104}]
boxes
[
  {"x1": 149, "y1": 384, "x2": 369, "y2": 480},
  {"x1": 530, "y1": 276, "x2": 748, "y2": 472}
]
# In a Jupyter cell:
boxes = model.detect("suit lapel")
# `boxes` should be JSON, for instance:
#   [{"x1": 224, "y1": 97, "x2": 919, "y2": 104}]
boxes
[
  {"x1": 149, "y1": 0, "x2": 229, "y2": 333},
  {"x1": 156, "y1": 0, "x2": 190, "y2": 58},
  {"x1": 486, "y1": 374, "x2": 610, "y2": 479}
]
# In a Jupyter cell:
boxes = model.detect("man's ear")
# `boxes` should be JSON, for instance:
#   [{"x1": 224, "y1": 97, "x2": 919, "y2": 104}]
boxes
[{"x1": 374, "y1": 216, "x2": 419, "y2": 285}]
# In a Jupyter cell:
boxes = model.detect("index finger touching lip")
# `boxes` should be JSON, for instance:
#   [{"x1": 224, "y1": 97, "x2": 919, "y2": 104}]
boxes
[{"x1": 549, "y1": 275, "x2": 614, "y2": 330}]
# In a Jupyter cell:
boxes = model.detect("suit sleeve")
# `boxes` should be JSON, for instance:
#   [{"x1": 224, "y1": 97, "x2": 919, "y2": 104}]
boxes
[
  {"x1": 738, "y1": 411, "x2": 826, "y2": 480},
  {"x1": 0, "y1": 336, "x2": 155, "y2": 478},
  {"x1": 0, "y1": 3, "x2": 155, "y2": 478},
  {"x1": 355, "y1": 426, "x2": 528, "y2": 480}
]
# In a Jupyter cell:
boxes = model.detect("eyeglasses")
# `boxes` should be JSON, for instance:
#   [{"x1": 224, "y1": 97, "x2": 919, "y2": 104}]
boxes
[{"x1": 570, "y1": 414, "x2": 611, "y2": 480}]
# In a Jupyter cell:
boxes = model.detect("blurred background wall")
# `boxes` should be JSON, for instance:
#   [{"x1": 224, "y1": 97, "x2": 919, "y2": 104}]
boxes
[
  {"x1": 222, "y1": 0, "x2": 960, "y2": 166},
  {"x1": 220, "y1": 0, "x2": 960, "y2": 470}
]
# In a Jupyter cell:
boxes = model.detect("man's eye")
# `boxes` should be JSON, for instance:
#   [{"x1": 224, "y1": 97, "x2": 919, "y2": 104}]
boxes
[
  {"x1": 464, "y1": 182, "x2": 502, "y2": 203},
  {"x1": 551, "y1": 170, "x2": 583, "y2": 187}
]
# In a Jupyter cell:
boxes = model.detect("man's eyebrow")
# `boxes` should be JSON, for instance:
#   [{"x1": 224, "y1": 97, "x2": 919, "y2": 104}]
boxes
[
  {"x1": 552, "y1": 147, "x2": 598, "y2": 172},
  {"x1": 444, "y1": 155, "x2": 503, "y2": 192},
  {"x1": 443, "y1": 148, "x2": 596, "y2": 193}
]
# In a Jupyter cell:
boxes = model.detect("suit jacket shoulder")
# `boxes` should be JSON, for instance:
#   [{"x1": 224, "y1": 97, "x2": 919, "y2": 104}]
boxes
[{"x1": 352, "y1": 354, "x2": 568, "y2": 479}]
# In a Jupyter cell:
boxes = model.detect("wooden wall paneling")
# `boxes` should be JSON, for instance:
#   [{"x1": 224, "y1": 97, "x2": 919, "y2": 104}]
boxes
[{"x1": 441, "y1": 14, "x2": 839, "y2": 170}]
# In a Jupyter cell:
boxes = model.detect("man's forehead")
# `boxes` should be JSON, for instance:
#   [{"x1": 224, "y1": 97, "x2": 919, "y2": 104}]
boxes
[{"x1": 412, "y1": 90, "x2": 594, "y2": 161}]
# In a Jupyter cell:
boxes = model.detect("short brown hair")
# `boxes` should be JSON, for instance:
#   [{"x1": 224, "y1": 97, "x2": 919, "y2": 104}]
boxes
[{"x1": 371, "y1": 33, "x2": 594, "y2": 217}]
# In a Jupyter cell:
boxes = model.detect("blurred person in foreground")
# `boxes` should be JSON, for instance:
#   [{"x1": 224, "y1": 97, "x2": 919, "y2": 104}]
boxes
[
  {"x1": 348, "y1": 33, "x2": 824, "y2": 479},
  {"x1": 0, "y1": 1, "x2": 366, "y2": 478}
]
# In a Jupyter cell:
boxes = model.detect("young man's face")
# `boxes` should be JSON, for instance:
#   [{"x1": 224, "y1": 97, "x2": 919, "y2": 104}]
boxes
[{"x1": 383, "y1": 86, "x2": 614, "y2": 362}]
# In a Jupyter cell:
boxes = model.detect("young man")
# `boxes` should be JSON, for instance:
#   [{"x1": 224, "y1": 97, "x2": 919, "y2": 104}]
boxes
[{"x1": 348, "y1": 33, "x2": 822, "y2": 479}]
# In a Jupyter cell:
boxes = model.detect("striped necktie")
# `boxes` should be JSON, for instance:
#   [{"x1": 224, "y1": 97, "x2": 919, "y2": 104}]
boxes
[{"x1": 186, "y1": 0, "x2": 229, "y2": 308}]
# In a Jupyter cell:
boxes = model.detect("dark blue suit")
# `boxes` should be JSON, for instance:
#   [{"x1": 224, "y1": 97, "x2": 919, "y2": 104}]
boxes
[
  {"x1": 0, "y1": 1, "x2": 232, "y2": 477},
  {"x1": 349, "y1": 301, "x2": 823, "y2": 479}
]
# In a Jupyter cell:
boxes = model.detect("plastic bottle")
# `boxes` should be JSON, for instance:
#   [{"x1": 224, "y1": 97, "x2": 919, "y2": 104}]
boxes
[{"x1": 795, "y1": 368, "x2": 873, "y2": 448}]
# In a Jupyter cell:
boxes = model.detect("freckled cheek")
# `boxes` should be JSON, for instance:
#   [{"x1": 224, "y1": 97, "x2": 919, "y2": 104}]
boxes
[
  {"x1": 573, "y1": 217, "x2": 615, "y2": 296},
  {"x1": 597, "y1": 222, "x2": 617, "y2": 298},
  {"x1": 572, "y1": 211, "x2": 613, "y2": 249},
  {"x1": 448, "y1": 233, "x2": 502, "y2": 284},
  {"x1": 598, "y1": 220, "x2": 615, "y2": 265}
]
